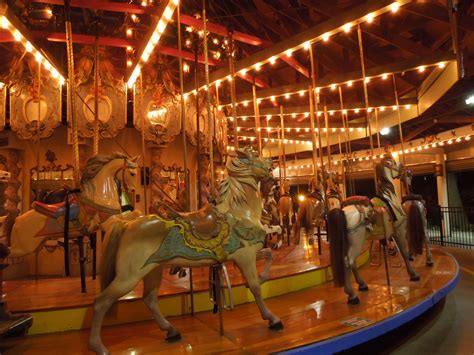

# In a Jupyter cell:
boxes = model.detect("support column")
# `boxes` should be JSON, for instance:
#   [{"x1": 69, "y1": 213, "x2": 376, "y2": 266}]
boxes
[{"x1": 436, "y1": 153, "x2": 449, "y2": 238}]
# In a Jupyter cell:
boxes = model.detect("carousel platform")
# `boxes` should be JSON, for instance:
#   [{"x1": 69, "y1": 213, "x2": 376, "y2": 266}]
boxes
[
  {"x1": 0, "y1": 247, "x2": 458, "y2": 354},
  {"x1": 2, "y1": 237, "x2": 371, "y2": 335}
]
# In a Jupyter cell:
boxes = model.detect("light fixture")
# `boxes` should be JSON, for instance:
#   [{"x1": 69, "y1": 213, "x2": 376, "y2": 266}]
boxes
[
  {"x1": 255, "y1": 63, "x2": 261, "y2": 71},
  {"x1": 270, "y1": 56, "x2": 276, "y2": 65},
  {"x1": 322, "y1": 33, "x2": 330, "y2": 41},
  {"x1": 465, "y1": 95, "x2": 474, "y2": 105},
  {"x1": 303, "y1": 41, "x2": 310, "y2": 50},
  {"x1": 347, "y1": 80, "x2": 353, "y2": 87},
  {"x1": 365, "y1": 77, "x2": 370, "y2": 83},
  {"x1": 390, "y1": 2, "x2": 400, "y2": 13},
  {"x1": 299, "y1": 90, "x2": 305, "y2": 96},
  {"x1": 382, "y1": 73, "x2": 388, "y2": 80},
  {"x1": 380, "y1": 127, "x2": 390, "y2": 135},
  {"x1": 367, "y1": 13, "x2": 374, "y2": 23},
  {"x1": 330, "y1": 84, "x2": 336, "y2": 90},
  {"x1": 343, "y1": 23, "x2": 351, "y2": 33},
  {"x1": 438, "y1": 62, "x2": 446, "y2": 69},
  {"x1": 418, "y1": 66, "x2": 425, "y2": 73},
  {"x1": 286, "y1": 49, "x2": 292, "y2": 57},
  {"x1": 285, "y1": 93, "x2": 290, "y2": 99}
]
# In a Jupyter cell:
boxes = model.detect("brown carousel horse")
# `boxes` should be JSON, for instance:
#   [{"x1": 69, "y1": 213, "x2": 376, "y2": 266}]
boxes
[
  {"x1": 400, "y1": 169, "x2": 434, "y2": 266},
  {"x1": 88, "y1": 147, "x2": 283, "y2": 354},
  {"x1": 328, "y1": 154, "x2": 420, "y2": 304},
  {"x1": 278, "y1": 181, "x2": 293, "y2": 245},
  {"x1": 294, "y1": 172, "x2": 326, "y2": 246}
]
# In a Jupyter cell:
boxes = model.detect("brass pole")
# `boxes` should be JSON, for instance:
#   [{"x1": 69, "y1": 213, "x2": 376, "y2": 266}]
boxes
[
  {"x1": 93, "y1": 33, "x2": 99, "y2": 156},
  {"x1": 392, "y1": 74, "x2": 409, "y2": 193},
  {"x1": 308, "y1": 45, "x2": 324, "y2": 168},
  {"x1": 252, "y1": 85, "x2": 262, "y2": 155},
  {"x1": 228, "y1": 31, "x2": 238, "y2": 150},
  {"x1": 375, "y1": 108, "x2": 381, "y2": 149},
  {"x1": 36, "y1": 61, "x2": 41, "y2": 200},
  {"x1": 194, "y1": 41, "x2": 202, "y2": 209},
  {"x1": 202, "y1": 1, "x2": 215, "y2": 194},
  {"x1": 323, "y1": 105, "x2": 331, "y2": 174},
  {"x1": 177, "y1": 3, "x2": 190, "y2": 211},
  {"x1": 357, "y1": 24, "x2": 377, "y2": 192},
  {"x1": 279, "y1": 106, "x2": 286, "y2": 179},
  {"x1": 308, "y1": 86, "x2": 320, "y2": 182},
  {"x1": 338, "y1": 86, "x2": 355, "y2": 196},
  {"x1": 64, "y1": 0, "x2": 80, "y2": 187},
  {"x1": 139, "y1": 74, "x2": 148, "y2": 215}
]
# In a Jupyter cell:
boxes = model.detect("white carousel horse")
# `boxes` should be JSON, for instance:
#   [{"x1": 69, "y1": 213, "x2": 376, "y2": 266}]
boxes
[
  {"x1": 400, "y1": 169, "x2": 434, "y2": 266},
  {"x1": 328, "y1": 155, "x2": 420, "y2": 304},
  {"x1": 88, "y1": 147, "x2": 283, "y2": 354},
  {"x1": 7, "y1": 153, "x2": 138, "y2": 258}
]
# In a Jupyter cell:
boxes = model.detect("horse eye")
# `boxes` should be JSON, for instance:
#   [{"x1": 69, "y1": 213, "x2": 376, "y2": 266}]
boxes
[{"x1": 130, "y1": 173, "x2": 136, "y2": 177}]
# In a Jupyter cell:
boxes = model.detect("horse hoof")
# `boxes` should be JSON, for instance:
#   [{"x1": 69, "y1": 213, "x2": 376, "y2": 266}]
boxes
[
  {"x1": 269, "y1": 321, "x2": 284, "y2": 331},
  {"x1": 347, "y1": 296, "x2": 360, "y2": 305},
  {"x1": 426, "y1": 261, "x2": 434, "y2": 267},
  {"x1": 359, "y1": 285, "x2": 369, "y2": 292},
  {"x1": 166, "y1": 331, "x2": 182, "y2": 343},
  {"x1": 410, "y1": 275, "x2": 420, "y2": 282}
]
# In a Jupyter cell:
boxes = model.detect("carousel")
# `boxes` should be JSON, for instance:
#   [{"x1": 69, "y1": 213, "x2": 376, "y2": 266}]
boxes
[{"x1": 0, "y1": 0, "x2": 471, "y2": 353}]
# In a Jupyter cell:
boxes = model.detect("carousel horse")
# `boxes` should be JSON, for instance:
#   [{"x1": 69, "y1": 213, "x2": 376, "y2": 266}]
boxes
[
  {"x1": 88, "y1": 147, "x2": 283, "y2": 354},
  {"x1": 328, "y1": 154, "x2": 420, "y2": 304},
  {"x1": 278, "y1": 181, "x2": 293, "y2": 245},
  {"x1": 263, "y1": 184, "x2": 283, "y2": 249},
  {"x1": 7, "y1": 153, "x2": 138, "y2": 258},
  {"x1": 294, "y1": 173, "x2": 326, "y2": 246},
  {"x1": 400, "y1": 169, "x2": 434, "y2": 266}
]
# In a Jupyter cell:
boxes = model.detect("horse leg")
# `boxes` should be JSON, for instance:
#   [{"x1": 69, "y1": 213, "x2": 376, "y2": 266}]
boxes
[
  {"x1": 142, "y1": 266, "x2": 181, "y2": 342},
  {"x1": 256, "y1": 247, "x2": 272, "y2": 284},
  {"x1": 422, "y1": 211, "x2": 434, "y2": 267},
  {"x1": 393, "y1": 219, "x2": 420, "y2": 281},
  {"x1": 345, "y1": 230, "x2": 365, "y2": 304},
  {"x1": 88, "y1": 274, "x2": 145, "y2": 355},
  {"x1": 349, "y1": 236, "x2": 368, "y2": 292},
  {"x1": 232, "y1": 247, "x2": 282, "y2": 330}
]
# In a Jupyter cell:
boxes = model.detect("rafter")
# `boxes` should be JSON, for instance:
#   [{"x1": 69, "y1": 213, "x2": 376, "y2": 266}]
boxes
[{"x1": 404, "y1": 120, "x2": 437, "y2": 141}]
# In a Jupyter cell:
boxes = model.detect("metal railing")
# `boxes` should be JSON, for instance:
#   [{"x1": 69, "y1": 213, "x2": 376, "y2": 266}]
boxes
[{"x1": 427, "y1": 206, "x2": 474, "y2": 249}]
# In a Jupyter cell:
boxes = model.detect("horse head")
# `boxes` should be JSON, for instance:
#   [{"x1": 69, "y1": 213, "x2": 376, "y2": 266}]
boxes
[{"x1": 121, "y1": 155, "x2": 139, "y2": 193}]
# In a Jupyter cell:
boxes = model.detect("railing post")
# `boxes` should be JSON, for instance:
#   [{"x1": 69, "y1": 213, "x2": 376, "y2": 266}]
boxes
[{"x1": 438, "y1": 205, "x2": 444, "y2": 247}]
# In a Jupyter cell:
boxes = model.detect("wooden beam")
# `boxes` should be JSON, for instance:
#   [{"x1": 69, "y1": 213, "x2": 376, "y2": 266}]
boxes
[
  {"x1": 404, "y1": 120, "x2": 437, "y2": 141},
  {"x1": 403, "y1": 3, "x2": 474, "y2": 32},
  {"x1": 184, "y1": 0, "x2": 414, "y2": 92},
  {"x1": 219, "y1": 52, "x2": 454, "y2": 105},
  {"x1": 437, "y1": 116, "x2": 474, "y2": 124}
]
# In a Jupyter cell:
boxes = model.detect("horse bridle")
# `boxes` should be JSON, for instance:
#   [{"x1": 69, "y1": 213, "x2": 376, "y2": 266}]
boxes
[{"x1": 114, "y1": 158, "x2": 135, "y2": 205}]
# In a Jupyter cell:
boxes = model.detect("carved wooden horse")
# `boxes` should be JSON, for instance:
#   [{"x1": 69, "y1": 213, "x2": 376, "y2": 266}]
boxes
[
  {"x1": 400, "y1": 169, "x2": 434, "y2": 266},
  {"x1": 8, "y1": 153, "x2": 138, "y2": 292},
  {"x1": 88, "y1": 147, "x2": 283, "y2": 354},
  {"x1": 328, "y1": 155, "x2": 420, "y2": 304},
  {"x1": 294, "y1": 173, "x2": 326, "y2": 247}
]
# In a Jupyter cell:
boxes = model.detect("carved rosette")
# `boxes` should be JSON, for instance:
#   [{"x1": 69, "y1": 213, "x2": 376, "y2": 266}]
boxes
[
  {"x1": 9, "y1": 76, "x2": 61, "y2": 140},
  {"x1": 134, "y1": 83, "x2": 181, "y2": 146},
  {"x1": 73, "y1": 46, "x2": 127, "y2": 139}
]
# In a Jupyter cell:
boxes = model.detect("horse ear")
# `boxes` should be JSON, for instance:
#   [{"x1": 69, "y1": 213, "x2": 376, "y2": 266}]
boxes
[
  {"x1": 236, "y1": 149, "x2": 248, "y2": 159},
  {"x1": 130, "y1": 155, "x2": 140, "y2": 163}
]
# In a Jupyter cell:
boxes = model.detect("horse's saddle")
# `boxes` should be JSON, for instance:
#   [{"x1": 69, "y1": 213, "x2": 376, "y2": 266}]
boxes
[
  {"x1": 32, "y1": 199, "x2": 80, "y2": 220},
  {"x1": 307, "y1": 190, "x2": 323, "y2": 200},
  {"x1": 342, "y1": 196, "x2": 370, "y2": 208},
  {"x1": 371, "y1": 195, "x2": 397, "y2": 221},
  {"x1": 177, "y1": 203, "x2": 219, "y2": 240}
]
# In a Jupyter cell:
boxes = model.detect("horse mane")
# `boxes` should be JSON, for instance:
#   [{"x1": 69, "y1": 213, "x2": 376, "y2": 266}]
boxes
[
  {"x1": 81, "y1": 152, "x2": 130, "y2": 185},
  {"x1": 217, "y1": 154, "x2": 257, "y2": 212}
]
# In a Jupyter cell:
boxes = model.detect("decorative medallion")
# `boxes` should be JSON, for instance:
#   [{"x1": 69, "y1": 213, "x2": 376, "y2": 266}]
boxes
[
  {"x1": 133, "y1": 55, "x2": 181, "y2": 146},
  {"x1": 74, "y1": 46, "x2": 126, "y2": 138},
  {"x1": 9, "y1": 56, "x2": 61, "y2": 140}
]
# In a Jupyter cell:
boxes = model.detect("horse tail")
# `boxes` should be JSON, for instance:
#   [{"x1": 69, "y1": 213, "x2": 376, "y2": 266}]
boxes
[
  {"x1": 101, "y1": 219, "x2": 127, "y2": 291},
  {"x1": 328, "y1": 208, "x2": 347, "y2": 287},
  {"x1": 408, "y1": 204, "x2": 424, "y2": 256}
]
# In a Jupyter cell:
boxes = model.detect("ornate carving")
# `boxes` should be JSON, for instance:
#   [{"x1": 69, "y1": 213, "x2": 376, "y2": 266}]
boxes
[
  {"x1": 1, "y1": 150, "x2": 21, "y2": 245},
  {"x1": 9, "y1": 56, "x2": 62, "y2": 140},
  {"x1": 133, "y1": 55, "x2": 181, "y2": 146},
  {"x1": 149, "y1": 148, "x2": 186, "y2": 212},
  {"x1": 74, "y1": 46, "x2": 126, "y2": 138},
  {"x1": 185, "y1": 92, "x2": 210, "y2": 148}
]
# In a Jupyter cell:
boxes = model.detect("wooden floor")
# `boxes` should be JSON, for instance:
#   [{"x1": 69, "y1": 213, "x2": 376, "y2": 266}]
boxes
[
  {"x1": 1, "y1": 248, "x2": 457, "y2": 354},
  {"x1": 3, "y1": 237, "x2": 329, "y2": 312}
]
